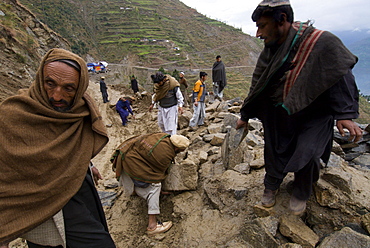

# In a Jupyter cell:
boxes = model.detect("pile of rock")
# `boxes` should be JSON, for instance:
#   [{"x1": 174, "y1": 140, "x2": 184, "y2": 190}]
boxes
[
  {"x1": 166, "y1": 98, "x2": 370, "y2": 247},
  {"x1": 103, "y1": 97, "x2": 370, "y2": 247}
]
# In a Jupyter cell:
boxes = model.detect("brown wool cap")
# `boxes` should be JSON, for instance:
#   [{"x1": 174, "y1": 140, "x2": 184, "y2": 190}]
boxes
[{"x1": 170, "y1": 135, "x2": 190, "y2": 149}]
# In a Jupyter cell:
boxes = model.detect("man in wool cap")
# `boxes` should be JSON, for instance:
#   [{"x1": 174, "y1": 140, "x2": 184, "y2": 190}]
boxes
[
  {"x1": 0, "y1": 48, "x2": 115, "y2": 247},
  {"x1": 111, "y1": 133, "x2": 190, "y2": 235},
  {"x1": 236, "y1": 0, "x2": 362, "y2": 215}
]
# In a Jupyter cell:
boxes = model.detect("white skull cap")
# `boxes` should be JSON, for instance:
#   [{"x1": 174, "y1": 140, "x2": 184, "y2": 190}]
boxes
[
  {"x1": 258, "y1": 0, "x2": 290, "y2": 7},
  {"x1": 170, "y1": 135, "x2": 190, "y2": 149}
]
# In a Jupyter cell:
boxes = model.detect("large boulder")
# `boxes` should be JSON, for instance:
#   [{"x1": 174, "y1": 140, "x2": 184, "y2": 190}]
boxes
[
  {"x1": 210, "y1": 133, "x2": 226, "y2": 146},
  {"x1": 162, "y1": 158, "x2": 198, "y2": 191},
  {"x1": 279, "y1": 215, "x2": 319, "y2": 248},
  {"x1": 321, "y1": 167, "x2": 353, "y2": 194},
  {"x1": 178, "y1": 110, "x2": 192, "y2": 129},
  {"x1": 240, "y1": 217, "x2": 280, "y2": 248},
  {"x1": 318, "y1": 227, "x2": 370, "y2": 248},
  {"x1": 221, "y1": 113, "x2": 249, "y2": 170},
  {"x1": 204, "y1": 170, "x2": 249, "y2": 213}
]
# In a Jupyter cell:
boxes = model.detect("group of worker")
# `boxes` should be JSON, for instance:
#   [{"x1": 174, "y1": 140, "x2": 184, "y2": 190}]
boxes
[
  {"x1": 99, "y1": 53, "x2": 226, "y2": 132},
  {"x1": 0, "y1": 0, "x2": 363, "y2": 247}
]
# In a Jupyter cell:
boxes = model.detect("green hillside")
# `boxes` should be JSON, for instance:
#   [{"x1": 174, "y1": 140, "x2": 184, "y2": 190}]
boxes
[
  {"x1": 15, "y1": 0, "x2": 370, "y2": 123},
  {"x1": 18, "y1": 0, "x2": 262, "y2": 100},
  {"x1": 19, "y1": 0, "x2": 261, "y2": 67}
]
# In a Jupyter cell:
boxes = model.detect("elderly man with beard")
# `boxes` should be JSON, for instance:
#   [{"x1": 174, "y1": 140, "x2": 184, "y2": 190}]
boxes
[
  {"x1": 236, "y1": 0, "x2": 362, "y2": 215},
  {"x1": 0, "y1": 48, "x2": 115, "y2": 248},
  {"x1": 149, "y1": 72, "x2": 184, "y2": 135}
]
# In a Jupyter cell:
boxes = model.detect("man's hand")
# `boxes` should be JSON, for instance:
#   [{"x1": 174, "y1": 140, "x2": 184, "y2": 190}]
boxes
[
  {"x1": 194, "y1": 101, "x2": 198, "y2": 107},
  {"x1": 178, "y1": 107, "x2": 183, "y2": 115},
  {"x1": 336, "y1": 119, "x2": 363, "y2": 143},
  {"x1": 149, "y1": 104, "x2": 154, "y2": 112},
  {"x1": 236, "y1": 119, "x2": 248, "y2": 130},
  {"x1": 91, "y1": 166, "x2": 103, "y2": 185}
]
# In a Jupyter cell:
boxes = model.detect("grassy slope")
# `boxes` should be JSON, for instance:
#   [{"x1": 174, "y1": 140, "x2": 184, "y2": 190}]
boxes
[
  {"x1": 19, "y1": 0, "x2": 261, "y2": 67},
  {"x1": 16, "y1": 0, "x2": 370, "y2": 122}
]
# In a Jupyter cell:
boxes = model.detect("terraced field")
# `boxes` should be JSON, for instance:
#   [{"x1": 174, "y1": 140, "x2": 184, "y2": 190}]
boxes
[{"x1": 18, "y1": 0, "x2": 262, "y2": 68}]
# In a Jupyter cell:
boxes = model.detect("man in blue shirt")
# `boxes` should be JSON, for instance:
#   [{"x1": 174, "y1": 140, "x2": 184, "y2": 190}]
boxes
[{"x1": 116, "y1": 96, "x2": 135, "y2": 126}]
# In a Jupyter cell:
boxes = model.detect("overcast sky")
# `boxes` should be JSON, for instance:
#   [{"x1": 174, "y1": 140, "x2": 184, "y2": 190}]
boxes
[{"x1": 180, "y1": 0, "x2": 370, "y2": 36}]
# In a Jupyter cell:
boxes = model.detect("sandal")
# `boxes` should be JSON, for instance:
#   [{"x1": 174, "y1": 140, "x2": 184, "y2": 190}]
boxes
[{"x1": 147, "y1": 221, "x2": 173, "y2": 235}]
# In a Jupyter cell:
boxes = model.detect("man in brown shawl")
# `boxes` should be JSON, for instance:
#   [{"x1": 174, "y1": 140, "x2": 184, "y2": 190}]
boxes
[
  {"x1": 111, "y1": 133, "x2": 190, "y2": 235},
  {"x1": 236, "y1": 0, "x2": 363, "y2": 215},
  {"x1": 149, "y1": 72, "x2": 184, "y2": 135},
  {"x1": 0, "y1": 48, "x2": 115, "y2": 247}
]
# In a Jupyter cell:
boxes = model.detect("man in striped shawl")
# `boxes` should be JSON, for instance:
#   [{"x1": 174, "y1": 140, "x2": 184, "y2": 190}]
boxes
[{"x1": 236, "y1": 0, "x2": 363, "y2": 215}]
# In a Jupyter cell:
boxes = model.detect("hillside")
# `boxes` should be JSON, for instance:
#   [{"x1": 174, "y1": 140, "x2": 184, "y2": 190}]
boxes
[
  {"x1": 17, "y1": 0, "x2": 262, "y2": 101},
  {"x1": 2, "y1": 0, "x2": 370, "y2": 123},
  {"x1": 1, "y1": 1, "x2": 370, "y2": 247},
  {"x1": 0, "y1": 0, "x2": 70, "y2": 101},
  {"x1": 18, "y1": 0, "x2": 261, "y2": 67}
]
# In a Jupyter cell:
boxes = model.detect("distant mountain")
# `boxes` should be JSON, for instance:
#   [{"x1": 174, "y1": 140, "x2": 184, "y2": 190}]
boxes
[
  {"x1": 349, "y1": 37, "x2": 370, "y2": 95},
  {"x1": 333, "y1": 29, "x2": 370, "y2": 95},
  {"x1": 332, "y1": 29, "x2": 370, "y2": 47}
]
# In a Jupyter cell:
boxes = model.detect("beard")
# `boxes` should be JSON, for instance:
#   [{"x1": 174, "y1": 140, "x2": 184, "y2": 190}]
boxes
[
  {"x1": 264, "y1": 29, "x2": 284, "y2": 48},
  {"x1": 49, "y1": 98, "x2": 72, "y2": 112},
  {"x1": 264, "y1": 39, "x2": 280, "y2": 48}
]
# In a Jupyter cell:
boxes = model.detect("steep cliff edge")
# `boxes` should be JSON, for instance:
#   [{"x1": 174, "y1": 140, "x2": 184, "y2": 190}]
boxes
[{"x1": 0, "y1": 0, "x2": 69, "y2": 101}]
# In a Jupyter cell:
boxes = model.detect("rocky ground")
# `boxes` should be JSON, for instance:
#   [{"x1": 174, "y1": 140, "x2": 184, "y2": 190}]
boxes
[
  {"x1": 2, "y1": 1, "x2": 369, "y2": 246},
  {"x1": 9, "y1": 75, "x2": 370, "y2": 248}
]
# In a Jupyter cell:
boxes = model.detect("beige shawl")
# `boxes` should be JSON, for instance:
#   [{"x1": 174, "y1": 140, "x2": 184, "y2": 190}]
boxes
[
  {"x1": 0, "y1": 48, "x2": 108, "y2": 243},
  {"x1": 153, "y1": 74, "x2": 180, "y2": 102},
  {"x1": 111, "y1": 133, "x2": 175, "y2": 183}
]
